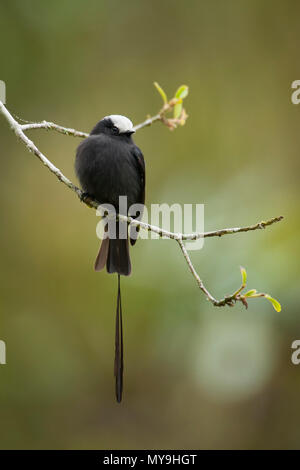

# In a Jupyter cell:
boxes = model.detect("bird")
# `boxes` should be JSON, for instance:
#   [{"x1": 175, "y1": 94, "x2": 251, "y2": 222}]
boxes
[{"x1": 75, "y1": 115, "x2": 145, "y2": 403}]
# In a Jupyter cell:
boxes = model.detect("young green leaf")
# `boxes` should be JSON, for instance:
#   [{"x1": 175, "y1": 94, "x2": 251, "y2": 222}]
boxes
[
  {"x1": 244, "y1": 289, "x2": 257, "y2": 297},
  {"x1": 154, "y1": 82, "x2": 167, "y2": 104},
  {"x1": 240, "y1": 266, "x2": 247, "y2": 285},
  {"x1": 175, "y1": 85, "x2": 189, "y2": 100},
  {"x1": 174, "y1": 102, "x2": 183, "y2": 119},
  {"x1": 265, "y1": 294, "x2": 281, "y2": 312}
]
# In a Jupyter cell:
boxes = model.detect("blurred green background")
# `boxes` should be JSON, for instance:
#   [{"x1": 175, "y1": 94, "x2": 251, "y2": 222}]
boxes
[{"x1": 0, "y1": 0, "x2": 299, "y2": 450}]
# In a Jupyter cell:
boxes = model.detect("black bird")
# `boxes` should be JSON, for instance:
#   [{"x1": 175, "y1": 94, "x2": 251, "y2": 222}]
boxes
[{"x1": 75, "y1": 115, "x2": 145, "y2": 402}]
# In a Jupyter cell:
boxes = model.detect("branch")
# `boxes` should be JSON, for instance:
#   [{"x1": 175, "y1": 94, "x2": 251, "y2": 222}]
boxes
[
  {"x1": 0, "y1": 91, "x2": 283, "y2": 310},
  {"x1": 0, "y1": 100, "x2": 82, "y2": 197},
  {"x1": 19, "y1": 115, "x2": 162, "y2": 136},
  {"x1": 18, "y1": 103, "x2": 184, "y2": 136},
  {"x1": 20, "y1": 121, "x2": 89, "y2": 138},
  {"x1": 177, "y1": 238, "x2": 218, "y2": 304},
  {"x1": 125, "y1": 214, "x2": 283, "y2": 241}
]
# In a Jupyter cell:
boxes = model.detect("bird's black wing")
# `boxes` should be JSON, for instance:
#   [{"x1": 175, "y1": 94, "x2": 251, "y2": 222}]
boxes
[{"x1": 130, "y1": 145, "x2": 145, "y2": 245}]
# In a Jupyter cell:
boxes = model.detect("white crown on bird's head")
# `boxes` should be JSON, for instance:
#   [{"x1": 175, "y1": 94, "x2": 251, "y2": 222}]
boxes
[{"x1": 104, "y1": 115, "x2": 135, "y2": 134}]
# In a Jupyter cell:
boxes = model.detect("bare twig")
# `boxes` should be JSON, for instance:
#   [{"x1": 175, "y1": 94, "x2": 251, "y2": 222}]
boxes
[
  {"x1": 21, "y1": 121, "x2": 89, "y2": 138},
  {"x1": 0, "y1": 98, "x2": 283, "y2": 308},
  {"x1": 177, "y1": 239, "x2": 253, "y2": 307},
  {"x1": 177, "y1": 238, "x2": 218, "y2": 304},
  {"x1": 17, "y1": 113, "x2": 163, "y2": 137},
  {"x1": 133, "y1": 113, "x2": 162, "y2": 131},
  {"x1": 18, "y1": 96, "x2": 186, "y2": 137},
  {"x1": 201, "y1": 217, "x2": 283, "y2": 238},
  {"x1": 125, "y1": 214, "x2": 283, "y2": 241},
  {"x1": 0, "y1": 100, "x2": 82, "y2": 196}
]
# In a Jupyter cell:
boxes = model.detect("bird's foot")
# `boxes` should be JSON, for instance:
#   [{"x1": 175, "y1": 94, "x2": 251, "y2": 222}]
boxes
[
  {"x1": 79, "y1": 191, "x2": 95, "y2": 207},
  {"x1": 80, "y1": 191, "x2": 91, "y2": 202}
]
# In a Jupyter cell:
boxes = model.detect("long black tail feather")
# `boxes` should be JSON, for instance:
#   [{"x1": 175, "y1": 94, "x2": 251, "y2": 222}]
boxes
[{"x1": 114, "y1": 274, "x2": 123, "y2": 403}]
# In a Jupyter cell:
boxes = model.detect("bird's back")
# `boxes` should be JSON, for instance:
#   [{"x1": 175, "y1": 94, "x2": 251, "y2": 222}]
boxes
[{"x1": 76, "y1": 134, "x2": 142, "y2": 212}]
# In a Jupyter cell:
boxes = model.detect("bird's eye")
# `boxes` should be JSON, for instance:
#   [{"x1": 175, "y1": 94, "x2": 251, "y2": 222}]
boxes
[{"x1": 112, "y1": 126, "x2": 119, "y2": 134}]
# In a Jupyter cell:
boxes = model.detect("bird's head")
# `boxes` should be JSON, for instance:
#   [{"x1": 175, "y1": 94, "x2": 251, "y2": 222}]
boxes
[{"x1": 90, "y1": 115, "x2": 135, "y2": 138}]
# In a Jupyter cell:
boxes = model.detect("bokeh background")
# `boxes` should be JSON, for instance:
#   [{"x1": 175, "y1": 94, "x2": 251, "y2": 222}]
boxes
[{"x1": 0, "y1": 0, "x2": 299, "y2": 450}]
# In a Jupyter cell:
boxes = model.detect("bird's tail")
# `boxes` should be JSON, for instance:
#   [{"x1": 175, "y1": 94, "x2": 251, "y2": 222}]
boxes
[
  {"x1": 94, "y1": 221, "x2": 129, "y2": 403},
  {"x1": 114, "y1": 273, "x2": 123, "y2": 402},
  {"x1": 94, "y1": 221, "x2": 131, "y2": 276}
]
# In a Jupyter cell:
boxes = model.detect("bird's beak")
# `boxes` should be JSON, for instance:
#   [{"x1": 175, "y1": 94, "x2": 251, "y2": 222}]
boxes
[{"x1": 123, "y1": 130, "x2": 135, "y2": 136}]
